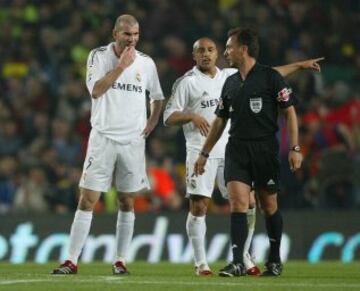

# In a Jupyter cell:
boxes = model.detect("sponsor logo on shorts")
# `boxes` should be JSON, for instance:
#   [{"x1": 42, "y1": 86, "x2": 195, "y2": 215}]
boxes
[
  {"x1": 267, "y1": 179, "x2": 275, "y2": 185},
  {"x1": 189, "y1": 174, "x2": 197, "y2": 189}
]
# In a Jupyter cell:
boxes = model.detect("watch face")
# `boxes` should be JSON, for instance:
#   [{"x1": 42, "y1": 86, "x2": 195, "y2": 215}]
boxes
[{"x1": 293, "y1": 145, "x2": 301, "y2": 152}]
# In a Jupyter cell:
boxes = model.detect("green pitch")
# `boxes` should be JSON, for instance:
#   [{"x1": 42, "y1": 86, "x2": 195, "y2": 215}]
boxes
[{"x1": 0, "y1": 262, "x2": 359, "y2": 291}]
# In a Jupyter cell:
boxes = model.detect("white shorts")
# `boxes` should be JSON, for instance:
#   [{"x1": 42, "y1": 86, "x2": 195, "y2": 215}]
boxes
[
  {"x1": 79, "y1": 129, "x2": 150, "y2": 193},
  {"x1": 185, "y1": 150, "x2": 228, "y2": 198}
]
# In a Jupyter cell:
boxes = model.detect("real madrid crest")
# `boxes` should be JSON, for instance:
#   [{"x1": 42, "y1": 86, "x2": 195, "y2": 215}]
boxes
[
  {"x1": 249, "y1": 97, "x2": 262, "y2": 113},
  {"x1": 136, "y1": 72, "x2": 141, "y2": 82}
]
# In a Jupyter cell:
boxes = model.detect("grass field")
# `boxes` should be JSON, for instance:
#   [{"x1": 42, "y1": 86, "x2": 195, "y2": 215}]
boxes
[{"x1": 0, "y1": 262, "x2": 359, "y2": 291}]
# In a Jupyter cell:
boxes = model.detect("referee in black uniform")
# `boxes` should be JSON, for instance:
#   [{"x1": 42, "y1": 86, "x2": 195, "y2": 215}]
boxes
[{"x1": 194, "y1": 27, "x2": 303, "y2": 277}]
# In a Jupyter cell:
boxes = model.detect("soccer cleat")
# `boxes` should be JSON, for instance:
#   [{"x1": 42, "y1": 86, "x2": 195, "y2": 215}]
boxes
[
  {"x1": 195, "y1": 264, "x2": 213, "y2": 276},
  {"x1": 112, "y1": 261, "x2": 130, "y2": 275},
  {"x1": 261, "y1": 262, "x2": 283, "y2": 276},
  {"x1": 243, "y1": 252, "x2": 261, "y2": 276},
  {"x1": 52, "y1": 260, "x2": 77, "y2": 275},
  {"x1": 218, "y1": 262, "x2": 246, "y2": 277}
]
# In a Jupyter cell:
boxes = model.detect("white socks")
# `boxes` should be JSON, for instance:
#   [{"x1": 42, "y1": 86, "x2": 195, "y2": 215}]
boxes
[
  {"x1": 114, "y1": 210, "x2": 135, "y2": 263},
  {"x1": 68, "y1": 209, "x2": 93, "y2": 264},
  {"x1": 186, "y1": 212, "x2": 207, "y2": 267},
  {"x1": 244, "y1": 207, "x2": 256, "y2": 256}
]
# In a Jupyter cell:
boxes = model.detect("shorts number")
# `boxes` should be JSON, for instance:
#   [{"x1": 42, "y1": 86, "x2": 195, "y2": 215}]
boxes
[{"x1": 85, "y1": 157, "x2": 94, "y2": 170}]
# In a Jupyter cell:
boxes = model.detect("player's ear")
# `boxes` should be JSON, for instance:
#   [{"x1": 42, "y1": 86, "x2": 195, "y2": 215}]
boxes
[
  {"x1": 192, "y1": 50, "x2": 196, "y2": 61},
  {"x1": 242, "y1": 45, "x2": 249, "y2": 55},
  {"x1": 112, "y1": 29, "x2": 118, "y2": 39}
]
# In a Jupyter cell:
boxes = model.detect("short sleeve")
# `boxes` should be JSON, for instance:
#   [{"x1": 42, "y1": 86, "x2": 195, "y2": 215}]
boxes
[
  {"x1": 86, "y1": 49, "x2": 106, "y2": 96},
  {"x1": 215, "y1": 80, "x2": 231, "y2": 119},
  {"x1": 146, "y1": 59, "x2": 164, "y2": 101},
  {"x1": 163, "y1": 77, "x2": 189, "y2": 124},
  {"x1": 272, "y1": 70, "x2": 296, "y2": 109}
]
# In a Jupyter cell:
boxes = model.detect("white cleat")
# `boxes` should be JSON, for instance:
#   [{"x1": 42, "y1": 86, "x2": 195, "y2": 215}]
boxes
[
  {"x1": 195, "y1": 264, "x2": 213, "y2": 276},
  {"x1": 243, "y1": 252, "x2": 261, "y2": 276}
]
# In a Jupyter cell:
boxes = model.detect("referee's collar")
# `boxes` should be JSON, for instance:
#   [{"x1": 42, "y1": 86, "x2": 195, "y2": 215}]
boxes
[
  {"x1": 247, "y1": 62, "x2": 259, "y2": 76},
  {"x1": 238, "y1": 61, "x2": 258, "y2": 81}
]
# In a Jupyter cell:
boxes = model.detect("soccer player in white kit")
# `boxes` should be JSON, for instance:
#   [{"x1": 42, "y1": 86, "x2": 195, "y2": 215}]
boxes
[
  {"x1": 52, "y1": 15, "x2": 164, "y2": 275},
  {"x1": 164, "y1": 38, "x2": 323, "y2": 276}
]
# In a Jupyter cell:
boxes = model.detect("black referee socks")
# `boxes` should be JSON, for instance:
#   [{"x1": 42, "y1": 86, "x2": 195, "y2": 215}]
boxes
[
  {"x1": 265, "y1": 210, "x2": 283, "y2": 263},
  {"x1": 230, "y1": 212, "x2": 248, "y2": 264}
]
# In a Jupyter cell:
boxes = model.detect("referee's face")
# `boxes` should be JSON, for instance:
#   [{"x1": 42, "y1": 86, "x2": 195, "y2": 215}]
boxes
[
  {"x1": 224, "y1": 36, "x2": 243, "y2": 68},
  {"x1": 113, "y1": 23, "x2": 140, "y2": 50},
  {"x1": 193, "y1": 38, "x2": 218, "y2": 71}
]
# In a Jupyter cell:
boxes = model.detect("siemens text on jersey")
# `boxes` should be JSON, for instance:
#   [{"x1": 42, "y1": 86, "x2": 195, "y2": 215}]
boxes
[
  {"x1": 112, "y1": 82, "x2": 143, "y2": 93},
  {"x1": 201, "y1": 98, "x2": 219, "y2": 108}
]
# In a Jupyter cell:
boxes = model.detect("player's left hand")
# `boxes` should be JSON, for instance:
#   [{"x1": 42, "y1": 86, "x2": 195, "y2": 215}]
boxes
[
  {"x1": 288, "y1": 151, "x2": 303, "y2": 172},
  {"x1": 141, "y1": 119, "x2": 157, "y2": 138},
  {"x1": 299, "y1": 57, "x2": 324, "y2": 72},
  {"x1": 194, "y1": 155, "x2": 207, "y2": 176}
]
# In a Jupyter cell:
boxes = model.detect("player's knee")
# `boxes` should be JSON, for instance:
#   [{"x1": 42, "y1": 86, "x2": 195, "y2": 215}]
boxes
[
  {"x1": 261, "y1": 201, "x2": 278, "y2": 216},
  {"x1": 191, "y1": 202, "x2": 207, "y2": 216},
  {"x1": 229, "y1": 196, "x2": 248, "y2": 212},
  {"x1": 190, "y1": 196, "x2": 208, "y2": 216},
  {"x1": 118, "y1": 195, "x2": 134, "y2": 211},
  {"x1": 78, "y1": 192, "x2": 100, "y2": 211}
]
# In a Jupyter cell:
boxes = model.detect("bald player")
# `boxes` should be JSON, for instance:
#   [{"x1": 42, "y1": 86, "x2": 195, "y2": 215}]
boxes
[
  {"x1": 52, "y1": 14, "x2": 164, "y2": 275},
  {"x1": 164, "y1": 37, "x2": 322, "y2": 276}
]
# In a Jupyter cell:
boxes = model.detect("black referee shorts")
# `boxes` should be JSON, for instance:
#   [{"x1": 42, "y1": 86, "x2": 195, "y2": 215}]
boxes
[{"x1": 224, "y1": 136, "x2": 280, "y2": 194}]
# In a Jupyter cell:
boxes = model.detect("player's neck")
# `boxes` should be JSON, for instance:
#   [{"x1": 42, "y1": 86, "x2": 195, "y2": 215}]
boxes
[
  {"x1": 197, "y1": 66, "x2": 217, "y2": 78},
  {"x1": 113, "y1": 43, "x2": 125, "y2": 58},
  {"x1": 238, "y1": 58, "x2": 256, "y2": 80}
]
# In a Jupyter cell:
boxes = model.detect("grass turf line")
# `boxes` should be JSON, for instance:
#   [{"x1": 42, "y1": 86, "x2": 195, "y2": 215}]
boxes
[{"x1": 0, "y1": 261, "x2": 359, "y2": 291}]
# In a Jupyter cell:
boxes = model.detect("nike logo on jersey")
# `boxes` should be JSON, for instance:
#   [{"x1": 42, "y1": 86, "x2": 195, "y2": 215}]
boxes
[{"x1": 112, "y1": 82, "x2": 143, "y2": 93}]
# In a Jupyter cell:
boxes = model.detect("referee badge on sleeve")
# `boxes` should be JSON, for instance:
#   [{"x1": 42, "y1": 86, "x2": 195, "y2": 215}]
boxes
[
  {"x1": 277, "y1": 88, "x2": 292, "y2": 102},
  {"x1": 250, "y1": 97, "x2": 262, "y2": 113}
]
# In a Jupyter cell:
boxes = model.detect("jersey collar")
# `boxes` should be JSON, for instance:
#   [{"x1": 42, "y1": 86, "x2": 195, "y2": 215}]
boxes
[{"x1": 194, "y1": 66, "x2": 220, "y2": 79}]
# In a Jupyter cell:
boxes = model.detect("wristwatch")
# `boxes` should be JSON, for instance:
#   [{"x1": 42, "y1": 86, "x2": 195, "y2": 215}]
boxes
[
  {"x1": 200, "y1": 151, "x2": 209, "y2": 158},
  {"x1": 290, "y1": 145, "x2": 301, "y2": 152}
]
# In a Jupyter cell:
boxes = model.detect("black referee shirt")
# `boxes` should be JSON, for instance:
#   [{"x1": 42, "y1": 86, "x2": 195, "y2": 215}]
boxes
[{"x1": 215, "y1": 63, "x2": 295, "y2": 140}]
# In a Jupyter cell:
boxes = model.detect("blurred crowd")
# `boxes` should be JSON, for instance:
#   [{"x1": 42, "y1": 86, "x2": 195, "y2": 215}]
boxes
[{"x1": 0, "y1": 0, "x2": 359, "y2": 214}]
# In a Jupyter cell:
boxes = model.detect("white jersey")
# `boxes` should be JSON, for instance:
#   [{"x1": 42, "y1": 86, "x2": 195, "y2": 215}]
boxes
[
  {"x1": 164, "y1": 66, "x2": 237, "y2": 158},
  {"x1": 86, "y1": 42, "x2": 164, "y2": 143}
]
